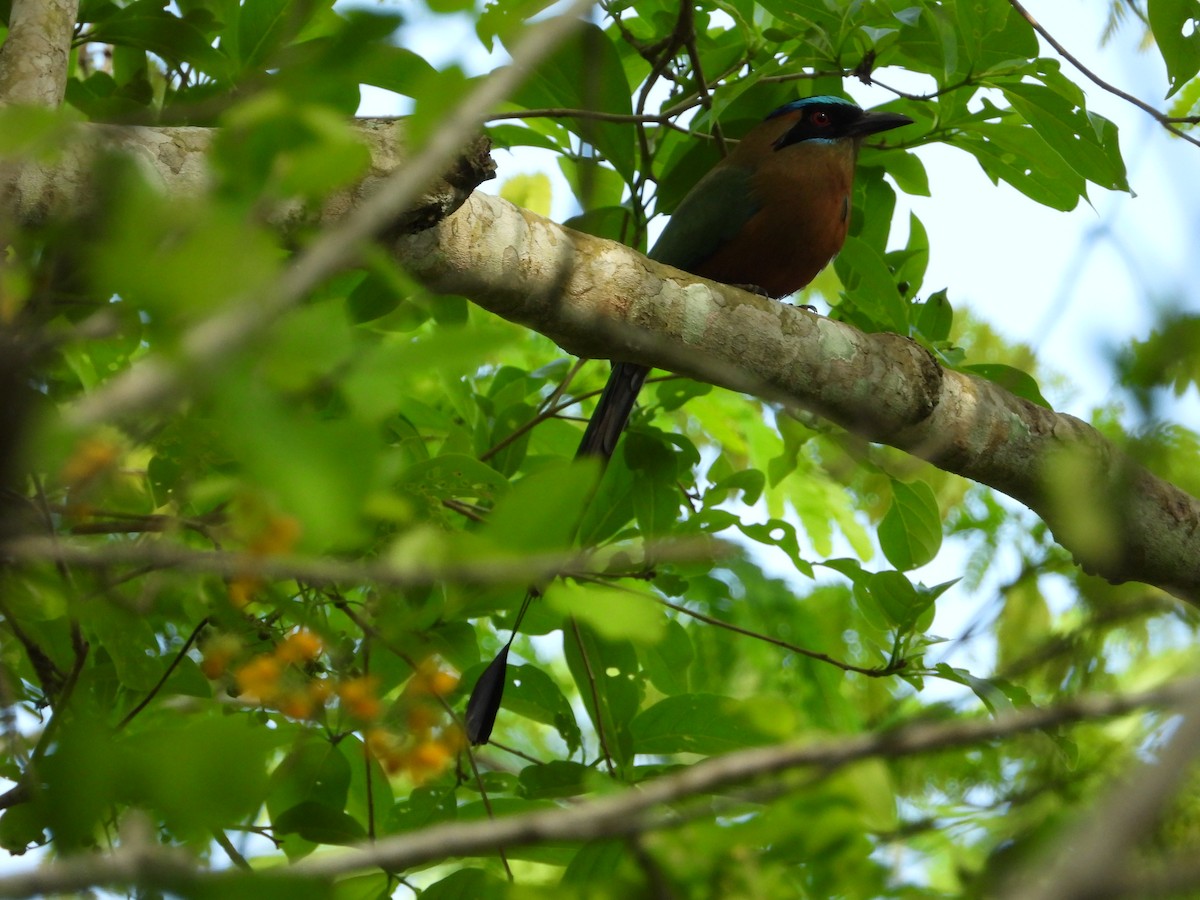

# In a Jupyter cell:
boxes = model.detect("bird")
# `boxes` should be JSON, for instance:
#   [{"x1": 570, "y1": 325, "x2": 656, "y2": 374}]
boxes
[
  {"x1": 575, "y1": 95, "x2": 913, "y2": 462},
  {"x1": 465, "y1": 96, "x2": 912, "y2": 745}
]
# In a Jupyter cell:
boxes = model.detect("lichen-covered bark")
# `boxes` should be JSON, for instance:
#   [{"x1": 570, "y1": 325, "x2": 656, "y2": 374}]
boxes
[
  {"x1": 397, "y1": 191, "x2": 1200, "y2": 602},
  {"x1": 0, "y1": 121, "x2": 494, "y2": 233},
  {"x1": 0, "y1": 0, "x2": 79, "y2": 107}
]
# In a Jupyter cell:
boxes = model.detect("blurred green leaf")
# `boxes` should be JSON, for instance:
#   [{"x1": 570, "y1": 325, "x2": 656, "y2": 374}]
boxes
[
  {"x1": 879, "y1": 479, "x2": 942, "y2": 571},
  {"x1": 631, "y1": 693, "x2": 775, "y2": 754},
  {"x1": 546, "y1": 582, "x2": 666, "y2": 645},
  {"x1": 519, "y1": 760, "x2": 591, "y2": 799},
  {"x1": 273, "y1": 801, "x2": 366, "y2": 845}
]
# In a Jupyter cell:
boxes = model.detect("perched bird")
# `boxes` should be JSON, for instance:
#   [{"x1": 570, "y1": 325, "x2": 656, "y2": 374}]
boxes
[
  {"x1": 576, "y1": 95, "x2": 913, "y2": 461},
  {"x1": 465, "y1": 96, "x2": 912, "y2": 745}
]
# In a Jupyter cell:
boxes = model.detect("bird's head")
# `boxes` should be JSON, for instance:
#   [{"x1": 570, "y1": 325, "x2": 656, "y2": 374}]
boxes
[{"x1": 768, "y1": 96, "x2": 913, "y2": 150}]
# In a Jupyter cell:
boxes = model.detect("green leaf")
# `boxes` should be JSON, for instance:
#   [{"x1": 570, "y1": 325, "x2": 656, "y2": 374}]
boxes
[
  {"x1": 855, "y1": 569, "x2": 931, "y2": 633},
  {"x1": 273, "y1": 801, "x2": 367, "y2": 845},
  {"x1": 576, "y1": 454, "x2": 637, "y2": 546},
  {"x1": 422, "y1": 868, "x2": 508, "y2": 900},
  {"x1": 962, "y1": 363, "x2": 1050, "y2": 408},
  {"x1": 564, "y1": 627, "x2": 641, "y2": 766},
  {"x1": 216, "y1": 378, "x2": 378, "y2": 550},
  {"x1": 396, "y1": 454, "x2": 510, "y2": 509},
  {"x1": 639, "y1": 618, "x2": 693, "y2": 695},
  {"x1": 1149, "y1": 0, "x2": 1200, "y2": 97},
  {"x1": 87, "y1": 602, "x2": 162, "y2": 691},
  {"x1": 261, "y1": 297, "x2": 356, "y2": 391},
  {"x1": 624, "y1": 431, "x2": 679, "y2": 538},
  {"x1": 341, "y1": 325, "x2": 518, "y2": 420},
  {"x1": 0, "y1": 804, "x2": 47, "y2": 856},
  {"x1": 631, "y1": 693, "x2": 775, "y2": 755},
  {"x1": 1000, "y1": 82, "x2": 1129, "y2": 191},
  {"x1": 338, "y1": 734, "x2": 393, "y2": 834},
  {"x1": 236, "y1": 0, "x2": 292, "y2": 70},
  {"x1": 914, "y1": 288, "x2": 953, "y2": 343},
  {"x1": 346, "y1": 271, "x2": 403, "y2": 324},
  {"x1": 482, "y1": 459, "x2": 602, "y2": 553},
  {"x1": 88, "y1": 0, "x2": 232, "y2": 80},
  {"x1": 737, "y1": 518, "x2": 813, "y2": 577},
  {"x1": 389, "y1": 786, "x2": 458, "y2": 834},
  {"x1": 933, "y1": 664, "x2": 1017, "y2": 716},
  {"x1": 267, "y1": 736, "x2": 352, "y2": 826},
  {"x1": 562, "y1": 206, "x2": 634, "y2": 242},
  {"x1": 355, "y1": 45, "x2": 439, "y2": 98},
  {"x1": 878, "y1": 479, "x2": 942, "y2": 571},
  {"x1": 331, "y1": 873, "x2": 393, "y2": 900},
  {"x1": 708, "y1": 469, "x2": 766, "y2": 507},
  {"x1": 498, "y1": 663, "x2": 582, "y2": 753},
  {"x1": 835, "y1": 236, "x2": 908, "y2": 333},
  {"x1": 546, "y1": 582, "x2": 665, "y2": 645},
  {"x1": 519, "y1": 760, "x2": 591, "y2": 799},
  {"x1": 500, "y1": 172, "x2": 552, "y2": 217},
  {"x1": 504, "y1": 21, "x2": 636, "y2": 180},
  {"x1": 955, "y1": 122, "x2": 1086, "y2": 211},
  {"x1": 117, "y1": 714, "x2": 283, "y2": 840},
  {"x1": 562, "y1": 839, "x2": 629, "y2": 883}
]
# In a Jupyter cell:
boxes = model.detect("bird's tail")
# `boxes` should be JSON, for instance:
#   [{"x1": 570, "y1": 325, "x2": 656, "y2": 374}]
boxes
[{"x1": 576, "y1": 362, "x2": 650, "y2": 460}]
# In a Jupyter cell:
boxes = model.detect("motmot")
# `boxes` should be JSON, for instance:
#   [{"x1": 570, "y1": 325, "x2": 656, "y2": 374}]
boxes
[
  {"x1": 576, "y1": 95, "x2": 913, "y2": 460},
  {"x1": 465, "y1": 96, "x2": 911, "y2": 745}
]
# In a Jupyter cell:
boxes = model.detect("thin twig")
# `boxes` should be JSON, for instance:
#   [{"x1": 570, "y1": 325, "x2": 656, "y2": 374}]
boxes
[
  {"x1": 658, "y1": 598, "x2": 905, "y2": 677},
  {"x1": 1008, "y1": 0, "x2": 1200, "y2": 149},
  {"x1": 570, "y1": 619, "x2": 617, "y2": 777},
  {"x1": 116, "y1": 618, "x2": 209, "y2": 729},
  {"x1": 486, "y1": 108, "x2": 694, "y2": 135}
]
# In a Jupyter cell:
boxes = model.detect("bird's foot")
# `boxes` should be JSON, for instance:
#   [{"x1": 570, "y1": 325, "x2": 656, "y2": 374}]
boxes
[{"x1": 731, "y1": 282, "x2": 772, "y2": 297}]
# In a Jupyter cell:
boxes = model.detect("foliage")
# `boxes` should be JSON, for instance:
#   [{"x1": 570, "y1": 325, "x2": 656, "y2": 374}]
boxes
[{"x1": 0, "y1": 0, "x2": 1199, "y2": 896}]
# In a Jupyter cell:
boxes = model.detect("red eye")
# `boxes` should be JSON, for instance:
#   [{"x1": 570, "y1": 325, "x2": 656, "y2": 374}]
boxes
[{"x1": 810, "y1": 110, "x2": 832, "y2": 126}]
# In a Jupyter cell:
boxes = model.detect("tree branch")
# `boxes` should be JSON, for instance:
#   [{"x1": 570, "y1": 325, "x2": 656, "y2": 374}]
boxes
[
  {"x1": 0, "y1": 0, "x2": 78, "y2": 107},
  {"x1": 0, "y1": 534, "x2": 722, "y2": 589},
  {"x1": 393, "y1": 191, "x2": 1200, "y2": 603},
  {"x1": 0, "y1": 678, "x2": 1192, "y2": 897},
  {"x1": 0, "y1": 119, "x2": 494, "y2": 252}
]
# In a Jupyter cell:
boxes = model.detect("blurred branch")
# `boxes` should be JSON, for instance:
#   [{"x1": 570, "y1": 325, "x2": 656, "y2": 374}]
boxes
[
  {"x1": 0, "y1": 677, "x2": 1192, "y2": 896},
  {"x1": 0, "y1": 0, "x2": 78, "y2": 106},
  {"x1": 999, "y1": 683, "x2": 1200, "y2": 900},
  {"x1": 1009, "y1": 0, "x2": 1200, "y2": 147},
  {"x1": 1, "y1": 534, "x2": 724, "y2": 589},
  {"x1": 63, "y1": 0, "x2": 597, "y2": 429}
]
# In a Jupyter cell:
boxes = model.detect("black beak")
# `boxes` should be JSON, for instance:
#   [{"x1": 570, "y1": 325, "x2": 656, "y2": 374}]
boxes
[{"x1": 848, "y1": 109, "x2": 914, "y2": 138}]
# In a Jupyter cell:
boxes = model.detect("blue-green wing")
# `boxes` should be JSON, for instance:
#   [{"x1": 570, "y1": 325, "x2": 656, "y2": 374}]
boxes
[{"x1": 648, "y1": 165, "x2": 759, "y2": 272}]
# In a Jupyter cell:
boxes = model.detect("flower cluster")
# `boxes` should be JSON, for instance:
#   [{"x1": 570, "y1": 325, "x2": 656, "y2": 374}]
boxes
[
  {"x1": 202, "y1": 632, "x2": 463, "y2": 782},
  {"x1": 365, "y1": 658, "x2": 464, "y2": 782}
]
